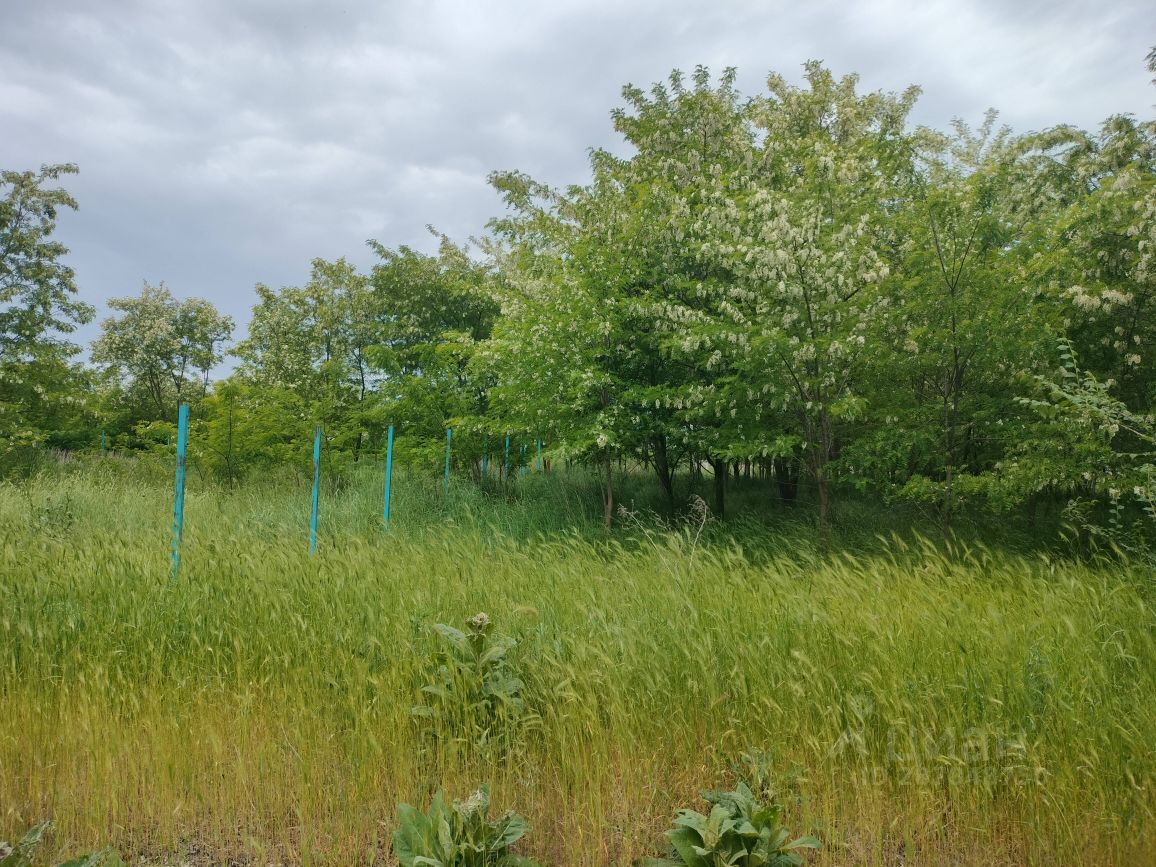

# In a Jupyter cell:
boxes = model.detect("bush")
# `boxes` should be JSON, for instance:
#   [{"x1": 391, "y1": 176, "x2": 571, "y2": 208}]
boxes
[
  {"x1": 641, "y1": 782, "x2": 819, "y2": 867},
  {"x1": 393, "y1": 786, "x2": 538, "y2": 867}
]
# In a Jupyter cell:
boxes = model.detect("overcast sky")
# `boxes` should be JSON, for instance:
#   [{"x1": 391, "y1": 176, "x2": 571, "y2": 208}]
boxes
[{"x1": 3, "y1": 0, "x2": 1153, "y2": 349}]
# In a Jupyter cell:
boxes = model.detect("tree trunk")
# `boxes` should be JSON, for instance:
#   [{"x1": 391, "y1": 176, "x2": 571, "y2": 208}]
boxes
[
  {"x1": 603, "y1": 448, "x2": 614, "y2": 530},
  {"x1": 710, "y1": 456, "x2": 726, "y2": 519},
  {"x1": 813, "y1": 407, "x2": 834, "y2": 554},
  {"x1": 773, "y1": 456, "x2": 799, "y2": 505},
  {"x1": 943, "y1": 387, "x2": 953, "y2": 539},
  {"x1": 817, "y1": 470, "x2": 829, "y2": 554},
  {"x1": 652, "y1": 434, "x2": 675, "y2": 516}
]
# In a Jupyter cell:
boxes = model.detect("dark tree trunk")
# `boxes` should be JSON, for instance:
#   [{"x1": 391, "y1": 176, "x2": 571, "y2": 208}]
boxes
[
  {"x1": 710, "y1": 456, "x2": 726, "y2": 519},
  {"x1": 603, "y1": 448, "x2": 614, "y2": 530},
  {"x1": 773, "y1": 456, "x2": 800, "y2": 505},
  {"x1": 817, "y1": 470, "x2": 829, "y2": 553},
  {"x1": 652, "y1": 434, "x2": 675, "y2": 516}
]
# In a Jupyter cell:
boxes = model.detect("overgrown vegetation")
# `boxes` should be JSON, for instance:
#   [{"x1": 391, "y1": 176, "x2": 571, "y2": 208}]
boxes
[
  {"x1": 4, "y1": 44, "x2": 1156, "y2": 867},
  {"x1": 1, "y1": 465, "x2": 1154, "y2": 864},
  {"x1": 411, "y1": 613, "x2": 533, "y2": 758},
  {"x1": 4, "y1": 52, "x2": 1156, "y2": 551},
  {"x1": 393, "y1": 787, "x2": 537, "y2": 867}
]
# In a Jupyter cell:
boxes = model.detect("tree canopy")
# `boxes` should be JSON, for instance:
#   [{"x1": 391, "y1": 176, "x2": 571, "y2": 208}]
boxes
[{"x1": 5, "y1": 55, "x2": 1156, "y2": 548}]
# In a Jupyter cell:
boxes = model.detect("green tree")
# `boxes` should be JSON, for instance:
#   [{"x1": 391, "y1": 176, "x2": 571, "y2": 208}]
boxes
[
  {"x1": 485, "y1": 155, "x2": 685, "y2": 525},
  {"x1": 859, "y1": 114, "x2": 1050, "y2": 530},
  {"x1": 193, "y1": 378, "x2": 305, "y2": 483},
  {"x1": 0, "y1": 163, "x2": 95, "y2": 459},
  {"x1": 694, "y1": 63, "x2": 919, "y2": 547},
  {"x1": 1006, "y1": 341, "x2": 1156, "y2": 554},
  {"x1": 1022, "y1": 115, "x2": 1156, "y2": 409},
  {"x1": 597, "y1": 67, "x2": 755, "y2": 516},
  {"x1": 237, "y1": 258, "x2": 374, "y2": 458},
  {"x1": 92, "y1": 281, "x2": 233, "y2": 422},
  {"x1": 365, "y1": 237, "x2": 498, "y2": 471}
]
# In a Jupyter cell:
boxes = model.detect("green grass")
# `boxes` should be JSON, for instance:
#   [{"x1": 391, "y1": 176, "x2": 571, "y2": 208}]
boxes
[{"x1": 1, "y1": 459, "x2": 1154, "y2": 865}]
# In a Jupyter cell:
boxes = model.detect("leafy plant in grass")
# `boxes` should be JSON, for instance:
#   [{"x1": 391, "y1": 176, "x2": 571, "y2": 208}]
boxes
[
  {"x1": 412, "y1": 612, "x2": 530, "y2": 752},
  {"x1": 393, "y1": 785, "x2": 539, "y2": 867},
  {"x1": 641, "y1": 782, "x2": 820, "y2": 867},
  {"x1": 0, "y1": 821, "x2": 123, "y2": 867}
]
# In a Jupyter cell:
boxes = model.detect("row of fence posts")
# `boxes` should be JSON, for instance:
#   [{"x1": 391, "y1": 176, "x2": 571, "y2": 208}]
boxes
[{"x1": 164, "y1": 404, "x2": 544, "y2": 580}]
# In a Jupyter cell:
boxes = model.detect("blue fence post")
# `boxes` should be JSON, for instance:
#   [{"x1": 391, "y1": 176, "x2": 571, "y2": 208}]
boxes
[
  {"x1": 482, "y1": 434, "x2": 490, "y2": 478},
  {"x1": 537, "y1": 438, "x2": 542, "y2": 471},
  {"x1": 444, "y1": 427, "x2": 452, "y2": 494},
  {"x1": 309, "y1": 426, "x2": 321, "y2": 556},
  {"x1": 169, "y1": 404, "x2": 189, "y2": 582},
  {"x1": 383, "y1": 424, "x2": 395, "y2": 527},
  {"x1": 503, "y1": 433, "x2": 511, "y2": 482}
]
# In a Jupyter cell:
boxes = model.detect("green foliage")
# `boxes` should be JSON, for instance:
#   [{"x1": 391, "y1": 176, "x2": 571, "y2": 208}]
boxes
[
  {"x1": 8, "y1": 56, "x2": 1156, "y2": 546},
  {"x1": 192, "y1": 379, "x2": 307, "y2": 483},
  {"x1": 1008, "y1": 341, "x2": 1156, "y2": 553},
  {"x1": 393, "y1": 786, "x2": 537, "y2": 867},
  {"x1": 642, "y1": 783, "x2": 819, "y2": 867},
  {"x1": 91, "y1": 281, "x2": 233, "y2": 423},
  {"x1": 412, "y1": 613, "x2": 530, "y2": 752},
  {"x1": 0, "y1": 164, "x2": 92, "y2": 354},
  {"x1": 2, "y1": 466, "x2": 1156, "y2": 862},
  {"x1": 0, "y1": 164, "x2": 94, "y2": 463},
  {"x1": 0, "y1": 822, "x2": 123, "y2": 867}
]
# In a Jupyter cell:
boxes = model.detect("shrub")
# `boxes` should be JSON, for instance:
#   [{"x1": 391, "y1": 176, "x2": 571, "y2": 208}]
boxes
[
  {"x1": 411, "y1": 612, "x2": 530, "y2": 752},
  {"x1": 641, "y1": 782, "x2": 819, "y2": 867},
  {"x1": 393, "y1": 786, "x2": 538, "y2": 867}
]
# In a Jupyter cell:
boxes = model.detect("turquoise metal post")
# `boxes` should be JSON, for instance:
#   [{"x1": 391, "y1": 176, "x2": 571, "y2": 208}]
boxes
[
  {"x1": 383, "y1": 424, "x2": 395, "y2": 526},
  {"x1": 482, "y1": 434, "x2": 490, "y2": 477},
  {"x1": 537, "y1": 438, "x2": 542, "y2": 471},
  {"x1": 169, "y1": 404, "x2": 189, "y2": 582},
  {"x1": 309, "y1": 426, "x2": 321, "y2": 556},
  {"x1": 444, "y1": 427, "x2": 452, "y2": 494},
  {"x1": 503, "y1": 433, "x2": 510, "y2": 482}
]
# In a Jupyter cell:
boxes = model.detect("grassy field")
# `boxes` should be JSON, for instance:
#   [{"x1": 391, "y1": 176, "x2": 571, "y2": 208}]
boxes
[{"x1": 1, "y1": 459, "x2": 1154, "y2": 865}]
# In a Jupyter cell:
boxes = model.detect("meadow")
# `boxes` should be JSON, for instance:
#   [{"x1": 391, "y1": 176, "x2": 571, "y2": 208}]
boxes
[{"x1": 1, "y1": 458, "x2": 1154, "y2": 865}]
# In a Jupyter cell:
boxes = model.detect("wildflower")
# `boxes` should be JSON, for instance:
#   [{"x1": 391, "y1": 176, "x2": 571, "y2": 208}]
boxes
[
  {"x1": 460, "y1": 788, "x2": 488, "y2": 816},
  {"x1": 468, "y1": 612, "x2": 491, "y2": 634}
]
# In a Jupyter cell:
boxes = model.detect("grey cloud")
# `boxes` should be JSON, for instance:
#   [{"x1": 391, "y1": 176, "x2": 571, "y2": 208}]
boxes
[{"x1": 2, "y1": 0, "x2": 1151, "y2": 353}]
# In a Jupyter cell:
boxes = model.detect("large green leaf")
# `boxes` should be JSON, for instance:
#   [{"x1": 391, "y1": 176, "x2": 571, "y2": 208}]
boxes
[
  {"x1": 487, "y1": 812, "x2": 529, "y2": 850},
  {"x1": 0, "y1": 822, "x2": 50, "y2": 867},
  {"x1": 667, "y1": 825, "x2": 710, "y2": 867},
  {"x1": 782, "y1": 836, "x2": 821, "y2": 850}
]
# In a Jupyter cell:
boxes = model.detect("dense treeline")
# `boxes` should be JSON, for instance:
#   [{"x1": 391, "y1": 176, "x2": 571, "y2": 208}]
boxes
[{"x1": 3, "y1": 60, "x2": 1155, "y2": 547}]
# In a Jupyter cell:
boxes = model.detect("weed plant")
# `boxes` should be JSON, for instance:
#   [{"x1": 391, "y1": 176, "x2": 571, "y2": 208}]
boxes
[{"x1": 0, "y1": 462, "x2": 1153, "y2": 864}]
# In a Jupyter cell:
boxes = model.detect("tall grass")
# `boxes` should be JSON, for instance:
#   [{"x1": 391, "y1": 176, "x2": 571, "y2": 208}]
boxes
[{"x1": 1, "y1": 461, "x2": 1153, "y2": 865}]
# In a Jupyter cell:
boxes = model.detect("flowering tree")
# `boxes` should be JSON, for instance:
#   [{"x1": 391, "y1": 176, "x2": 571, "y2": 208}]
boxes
[
  {"x1": 93, "y1": 281, "x2": 233, "y2": 420},
  {"x1": 1025, "y1": 115, "x2": 1156, "y2": 408},
  {"x1": 692, "y1": 63, "x2": 919, "y2": 547},
  {"x1": 481, "y1": 169, "x2": 634, "y2": 525}
]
